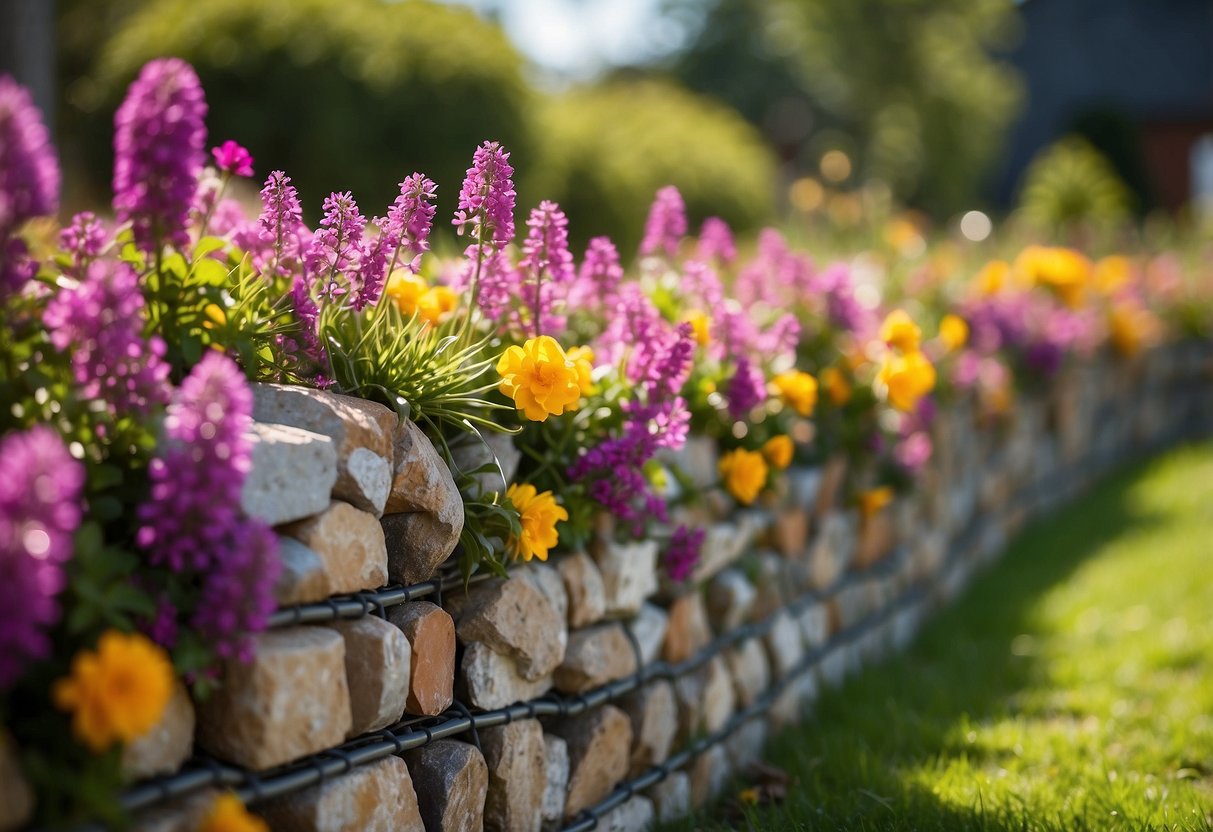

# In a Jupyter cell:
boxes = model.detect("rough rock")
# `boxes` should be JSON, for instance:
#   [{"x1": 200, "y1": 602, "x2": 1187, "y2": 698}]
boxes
[
  {"x1": 385, "y1": 418, "x2": 459, "y2": 515},
  {"x1": 814, "y1": 455, "x2": 848, "y2": 517},
  {"x1": 252, "y1": 384, "x2": 396, "y2": 515},
  {"x1": 787, "y1": 465, "x2": 824, "y2": 509},
  {"x1": 273, "y1": 536, "x2": 332, "y2": 606},
  {"x1": 647, "y1": 772, "x2": 691, "y2": 825},
  {"x1": 404, "y1": 740, "x2": 488, "y2": 832},
  {"x1": 449, "y1": 430, "x2": 521, "y2": 499},
  {"x1": 129, "y1": 789, "x2": 219, "y2": 832},
  {"x1": 747, "y1": 551, "x2": 788, "y2": 621},
  {"x1": 557, "y1": 552, "x2": 607, "y2": 628},
  {"x1": 662, "y1": 591, "x2": 712, "y2": 663},
  {"x1": 282, "y1": 501, "x2": 388, "y2": 595},
  {"x1": 706, "y1": 569, "x2": 757, "y2": 635},
  {"x1": 481, "y1": 720, "x2": 546, "y2": 832},
  {"x1": 797, "y1": 601, "x2": 829, "y2": 649},
  {"x1": 121, "y1": 681, "x2": 194, "y2": 781},
  {"x1": 854, "y1": 511, "x2": 895, "y2": 569},
  {"x1": 517, "y1": 563, "x2": 570, "y2": 628},
  {"x1": 725, "y1": 638, "x2": 770, "y2": 709},
  {"x1": 688, "y1": 745, "x2": 730, "y2": 808},
  {"x1": 453, "y1": 576, "x2": 566, "y2": 681},
  {"x1": 689, "y1": 521, "x2": 752, "y2": 584},
  {"x1": 725, "y1": 718, "x2": 769, "y2": 771},
  {"x1": 555, "y1": 705, "x2": 634, "y2": 818},
  {"x1": 620, "y1": 680, "x2": 677, "y2": 777},
  {"x1": 674, "y1": 657, "x2": 734, "y2": 743},
  {"x1": 0, "y1": 733, "x2": 33, "y2": 832},
  {"x1": 625, "y1": 603, "x2": 668, "y2": 666},
  {"x1": 460, "y1": 642, "x2": 553, "y2": 710},
  {"x1": 591, "y1": 538, "x2": 659, "y2": 617},
  {"x1": 260, "y1": 756, "x2": 423, "y2": 832},
  {"x1": 381, "y1": 510, "x2": 461, "y2": 587},
  {"x1": 554, "y1": 623, "x2": 639, "y2": 694},
  {"x1": 597, "y1": 796, "x2": 655, "y2": 832},
  {"x1": 242, "y1": 422, "x2": 338, "y2": 526},
  {"x1": 541, "y1": 735, "x2": 569, "y2": 830},
  {"x1": 762, "y1": 610, "x2": 805, "y2": 679},
  {"x1": 330, "y1": 616, "x2": 410, "y2": 735},
  {"x1": 196, "y1": 627, "x2": 351, "y2": 770},
  {"x1": 772, "y1": 506, "x2": 810, "y2": 558},
  {"x1": 807, "y1": 510, "x2": 857, "y2": 589},
  {"x1": 388, "y1": 601, "x2": 456, "y2": 715}
]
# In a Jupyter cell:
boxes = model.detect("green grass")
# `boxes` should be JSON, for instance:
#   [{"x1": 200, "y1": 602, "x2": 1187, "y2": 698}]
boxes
[{"x1": 679, "y1": 441, "x2": 1213, "y2": 832}]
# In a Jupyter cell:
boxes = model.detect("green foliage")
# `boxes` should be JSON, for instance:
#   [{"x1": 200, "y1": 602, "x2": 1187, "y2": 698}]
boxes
[
  {"x1": 1016, "y1": 136, "x2": 1134, "y2": 236},
  {"x1": 525, "y1": 80, "x2": 778, "y2": 253},
  {"x1": 84, "y1": 0, "x2": 535, "y2": 213}
]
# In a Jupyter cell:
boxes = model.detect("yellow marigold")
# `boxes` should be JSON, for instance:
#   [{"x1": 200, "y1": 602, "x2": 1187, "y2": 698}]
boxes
[
  {"x1": 1108, "y1": 303, "x2": 1157, "y2": 358},
  {"x1": 685, "y1": 311, "x2": 711, "y2": 346},
  {"x1": 938, "y1": 314, "x2": 969, "y2": 352},
  {"x1": 505, "y1": 483, "x2": 568, "y2": 562},
  {"x1": 857, "y1": 486, "x2": 894, "y2": 518},
  {"x1": 878, "y1": 350, "x2": 936, "y2": 412},
  {"x1": 762, "y1": 435, "x2": 794, "y2": 470},
  {"x1": 496, "y1": 336, "x2": 582, "y2": 422},
  {"x1": 384, "y1": 270, "x2": 428, "y2": 317},
  {"x1": 567, "y1": 345, "x2": 596, "y2": 395},
  {"x1": 718, "y1": 447, "x2": 769, "y2": 506},
  {"x1": 1015, "y1": 245, "x2": 1091, "y2": 309},
  {"x1": 975, "y1": 260, "x2": 1011, "y2": 295},
  {"x1": 417, "y1": 285, "x2": 458, "y2": 324},
  {"x1": 820, "y1": 366, "x2": 852, "y2": 406},
  {"x1": 880, "y1": 309, "x2": 921, "y2": 353},
  {"x1": 772, "y1": 370, "x2": 818, "y2": 417},
  {"x1": 52, "y1": 631, "x2": 174, "y2": 753},
  {"x1": 1094, "y1": 255, "x2": 1132, "y2": 294},
  {"x1": 198, "y1": 794, "x2": 269, "y2": 832}
]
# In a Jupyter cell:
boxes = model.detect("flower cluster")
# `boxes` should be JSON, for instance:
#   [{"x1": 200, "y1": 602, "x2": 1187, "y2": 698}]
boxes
[{"x1": 0, "y1": 74, "x2": 59, "y2": 295}]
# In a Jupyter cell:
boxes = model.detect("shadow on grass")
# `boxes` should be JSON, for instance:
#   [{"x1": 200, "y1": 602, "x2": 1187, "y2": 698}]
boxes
[{"x1": 672, "y1": 449, "x2": 1203, "y2": 832}]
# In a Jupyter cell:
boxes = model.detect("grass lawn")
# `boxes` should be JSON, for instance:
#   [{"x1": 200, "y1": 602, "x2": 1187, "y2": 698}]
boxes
[{"x1": 677, "y1": 441, "x2": 1213, "y2": 832}]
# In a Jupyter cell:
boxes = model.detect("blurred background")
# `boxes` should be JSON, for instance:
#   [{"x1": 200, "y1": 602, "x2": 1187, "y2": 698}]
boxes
[{"x1": 2, "y1": 0, "x2": 1212, "y2": 252}]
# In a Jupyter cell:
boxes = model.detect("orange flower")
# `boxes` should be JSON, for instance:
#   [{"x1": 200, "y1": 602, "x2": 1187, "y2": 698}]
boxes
[
  {"x1": 417, "y1": 285, "x2": 458, "y2": 324},
  {"x1": 384, "y1": 270, "x2": 429, "y2": 317},
  {"x1": 762, "y1": 435, "x2": 794, "y2": 470},
  {"x1": 198, "y1": 794, "x2": 269, "y2": 832},
  {"x1": 1094, "y1": 255, "x2": 1132, "y2": 294},
  {"x1": 974, "y1": 260, "x2": 1011, "y2": 295},
  {"x1": 505, "y1": 483, "x2": 568, "y2": 562},
  {"x1": 772, "y1": 370, "x2": 818, "y2": 417},
  {"x1": 880, "y1": 309, "x2": 922, "y2": 353},
  {"x1": 566, "y1": 345, "x2": 596, "y2": 395},
  {"x1": 820, "y1": 366, "x2": 852, "y2": 406},
  {"x1": 857, "y1": 486, "x2": 894, "y2": 518},
  {"x1": 496, "y1": 336, "x2": 582, "y2": 422},
  {"x1": 1015, "y1": 245, "x2": 1091, "y2": 309},
  {"x1": 878, "y1": 350, "x2": 936, "y2": 412},
  {"x1": 718, "y1": 448, "x2": 769, "y2": 505}
]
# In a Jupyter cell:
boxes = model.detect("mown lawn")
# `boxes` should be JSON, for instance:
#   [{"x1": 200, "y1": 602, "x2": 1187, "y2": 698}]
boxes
[{"x1": 675, "y1": 441, "x2": 1213, "y2": 832}]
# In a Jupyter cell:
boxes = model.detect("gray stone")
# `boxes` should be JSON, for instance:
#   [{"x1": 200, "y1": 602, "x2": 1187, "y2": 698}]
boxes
[
  {"x1": 762, "y1": 610, "x2": 804, "y2": 678},
  {"x1": 592, "y1": 538, "x2": 659, "y2": 617},
  {"x1": 647, "y1": 772, "x2": 690, "y2": 824},
  {"x1": 541, "y1": 735, "x2": 569, "y2": 829},
  {"x1": 461, "y1": 642, "x2": 553, "y2": 710},
  {"x1": 121, "y1": 681, "x2": 194, "y2": 781},
  {"x1": 242, "y1": 422, "x2": 338, "y2": 526},
  {"x1": 620, "y1": 680, "x2": 677, "y2": 777},
  {"x1": 404, "y1": 740, "x2": 488, "y2": 832},
  {"x1": 274, "y1": 536, "x2": 331, "y2": 606},
  {"x1": 625, "y1": 603, "x2": 668, "y2": 666},
  {"x1": 449, "y1": 429, "x2": 521, "y2": 499},
  {"x1": 482, "y1": 720, "x2": 546, "y2": 832},
  {"x1": 454, "y1": 575, "x2": 566, "y2": 681},
  {"x1": 282, "y1": 501, "x2": 388, "y2": 594},
  {"x1": 688, "y1": 745, "x2": 730, "y2": 808},
  {"x1": 557, "y1": 552, "x2": 607, "y2": 628},
  {"x1": 725, "y1": 718, "x2": 768, "y2": 771},
  {"x1": 554, "y1": 623, "x2": 639, "y2": 694},
  {"x1": 330, "y1": 616, "x2": 410, "y2": 735},
  {"x1": 517, "y1": 563, "x2": 570, "y2": 628},
  {"x1": 674, "y1": 657, "x2": 734, "y2": 743},
  {"x1": 705, "y1": 569, "x2": 757, "y2": 635},
  {"x1": 598, "y1": 796, "x2": 655, "y2": 832},
  {"x1": 797, "y1": 601, "x2": 829, "y2": 650},
  {"x1": 555, "y1": 705, "x2": 633, "y2": 818},
  {"x1": 260, "y1": 756, "x2": 424, "y2": 832},
  {"x1": 690, "y1": 520, "x2": 752, "y2": 584},
  {"x1": 725, "y1": 638, "x2": 770, "y2": 709},
  {"x1": 382, "y1": 510, "x2": 461, "y2": 587}
]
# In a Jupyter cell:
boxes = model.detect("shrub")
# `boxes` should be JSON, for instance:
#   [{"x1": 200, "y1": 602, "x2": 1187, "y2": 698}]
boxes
[{"x1": 1016, "y1": 136, "x2": 1133, "y2": 235}]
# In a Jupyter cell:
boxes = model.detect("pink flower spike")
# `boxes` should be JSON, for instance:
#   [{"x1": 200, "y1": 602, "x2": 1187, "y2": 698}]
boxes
[{"x1": 212, "y1": 140, "x2": 254, "y2": 177}]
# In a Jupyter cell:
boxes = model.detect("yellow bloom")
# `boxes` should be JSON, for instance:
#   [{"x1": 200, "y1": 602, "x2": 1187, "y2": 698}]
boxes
[
  {"x1": 820, "y1": 366, "x2": 852, "y2": 406},
  {"x1": 417, "y1": 285, "x2": 458, "y2": 324},
  {"x1": 685, "y1": 311, "x2": 712, "y2": 346},
  {"x1": 880, "y1": 309, "x2": 921, "y2": 353},
  {"x1": 567, "y1": 345, "x2": 596, "y2": 395},
  {"x1": 384, "y1": 270, "x2": 429, "y2": 317},
  {"x1": 1094, "y1": 255, "x2": 1132, "y2": 294},
  {"x1": 772, "y1": 370, "x2": 818, "y2": 417},
  {"x1": 857, "y1": 486, "x2": 894, "y2": 518},
  {"x1": 198, "y1": 794, "x2": 270, "y2": 832},
  {"x1": 1015, "y1": 245, "x2": 1091, "y2": 309},
  {"x1": 53, "y1": 631, "x2": 174, "y2": 753},
  {"x1": 878, "y1": 350, "x2": 936, "y2": 412},
  {"x1": 738, "y1": 787, "x2": 761, "y2": 807},
  {"x1": 1108, "y1": 303, "x2": 1157, "y2": 358},
  {"x1": 496, "y1": 336, "x2": 582, "y2": 422},
  {"x1": 938, "y1": 314, "x2": 968, "y2": 352},
  {"x1": 975, "y1": 260, "x2": 1011, "y2": 295},
  {"x1": 718, "y1": 448, "x2": 769, "y2": 506},
  {"x1": 505, "y1": 483, "x2": 568, "y2": 562},
  {"x1": 762, "y1": 435, "x2": 794, "y2": 470},
  {"x1": 203, "y1": 303, "x2": 226, "y2": 330}
]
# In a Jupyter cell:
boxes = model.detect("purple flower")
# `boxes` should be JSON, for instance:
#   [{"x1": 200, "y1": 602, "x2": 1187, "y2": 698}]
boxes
[
  {"x1": 726, "y1": 357, "x2": 766, "y2": 419},
  {"x1": 305, "y1": 191, "x2": 366, "y2": 304},
  {"x1": 696, "y1": 217, "x2": 736, "y2": 265},
  {"x1": 211, "y1": 140, "x2": 254, "y2": 177},
  {"x1": 113, "y1": 58, "x2": 208, "y2": 254},
  {"x1": 0, "y1": 427, "x2": 84, "y2": 689},
  {"x1": 894, "y1": 431, "x2": 933, "y2": 474},
  {"x1": 663, "y1": 525, "x2": 704, "y2": 583},
  {"x1": 59, "y1": 211, "x2": 107, "y2": 276},
  {"x1": 568, "y1": 236, "x2": 623, "y2": 313},
  {"x1": 43, "y1": 259, "x2": 171, "y2": 416},
  {"x1": 453, "y1": 141, "x2": 516, "y2": 251},
  {"x1": 807, "y1": 262, "x2": 874, "y2": 337},
  {"x1": 0, "y1": 75, "x2": 59, "y2": 296},
  {"x1": 736, "y1": 229, "x2": 813, "y2": 308},
  {"x1": 136, "y1": 352, "x2": 280, "y2": 661},
  {"x1": 360, "y1": 173, "x2": 438, "y2": 309},
  {"x1": 640, "y1": 185, "x2": 687, "y2": 259},
  {"x1": 517, "y1": 200, "x2": 575, "y2": 336}
]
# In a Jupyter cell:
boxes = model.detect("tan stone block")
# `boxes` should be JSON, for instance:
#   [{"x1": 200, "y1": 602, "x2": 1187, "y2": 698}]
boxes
[
  {"x1": 460, "y1": 642, "x2": 553, "y2": 710},
  {"x1": 646, "y1": 771, "x2": 690, "y2": 824},
  {"x1": 620, "y1": 680, "x2": 677, "y2": 777},
  {"x1": 330, "y1": 616, "x2": 410, "y2": 735},
  {"x1": 597, "y1": 796, "x2": 655, "y2": 832},
  {"x1": 772, "y1": 506, "x2": 810, "y2": 558},
  {"x1": 854, "y1": 511, "x2": 895, "y2": 569},
  {"x1": 388, "y1": 601, "x2": 456, "y2": 716},
  {"x1": 554, "y1": 623, "x2": 638, "y2": 694},
  {"x1": 762, "y1": 610, "x2": 804, "y2": 678},
  {"x1": 556, "y1": 705, "x2": 633, "y2": 818},
  {"x1": 282, "y1": 501, "x2": 388, "y2": 594},
  {"x1": 625, "y1": 603, "x2": 668, "y2": 666},
  {"x1": 454, "y1": 576, "x2": 566, "y2": 681},
  {"x1": 481, "y1": 719, "x2": 546, "y2": 832},
  {"x1": 242, "y1": 422, "x2": 338, "y2": 527},
  {"x1": 688, "y1": 745, "x2": 730, "y2": 808},
  {"x1": 814, "y1": 454, "x2": 848, "y2": 517},
  {"x1": 196, "y1": 628, "x2": 351, "y2": 770},
  {"x1": 662, "y1": 591, "x2": 712, "y2": 663},
  {"x1": 673, "y1": 656, "x2": 733, "y2": 744},
  {"x1": 557, "y1": 552, "x2": 607, "y2": 628},
  {"x1": 260, "y1": 756, "x2": 423, "y2": 832},
  {"x1": 121, "y1": 680, "x2": 194, "y2": 781},
  {"x1": 705, "y1": 569, "x2": 757, "y2": 635},
  {"x1": 0, "y1": 733, "x2": 33, "y2": 832},
  {"x1": 591, "y1": 538, "x2": 659, "y2": 617},
  {"x1": 381, "y1": 511, "x2": 460, "y2": 586},
  {"x1": 725, "y1": 638, "x2": 770, "y2": 709},
  {"x1": 404, "y1": 740, "x2": 488, "y2": 832}
]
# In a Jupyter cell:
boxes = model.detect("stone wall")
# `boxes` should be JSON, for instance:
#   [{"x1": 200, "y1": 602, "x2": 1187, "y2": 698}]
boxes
[{"x1": 91, "y1": 342, "x2": 1211, "y2": 832}]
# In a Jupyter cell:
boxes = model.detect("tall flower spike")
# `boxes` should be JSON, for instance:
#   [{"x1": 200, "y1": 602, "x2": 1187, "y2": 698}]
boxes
[
  {"x1": 113, "y1": 58, "x2": 208, "y2": 254},
  {"x1": 517, "y1": 200, "x2": 575, "y2": 336},
  {"x1": 305, "y1": 191, "x2": 366, "y2": 304},
  {"x1": 696, "y1": 217, "x2": 736, "y2": 265},
  {"x1": 570, "y1": 236, "x2": 623, "y2": 311},
  {"x1": 639, "y1": 185, "x2": 686, "y2": 259},
  {"x1": 0, "y1": 75, "x2": 59, "y2": 296},
  {"x1": 359, "y1": 173, "x2": 438, "y2": 310},
  {"x1": 453, "y1": 141, "x2": 516, "y2": 251},
  {"x1": 255, "y1": 170, "x2": 307, "y2": 278}
]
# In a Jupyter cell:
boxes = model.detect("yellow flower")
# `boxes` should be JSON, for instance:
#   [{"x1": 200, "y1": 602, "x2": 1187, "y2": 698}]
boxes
[
  {"x1": 820, "y1": 366, "x2": 852, "y2": 406},
  {"x1": 685, "y1": 311, "x2": 712, "y2": 346},
  {"x1": 938, "y1": 314, "x2": 968, "y2": 352},
  {"x1": 718, "y1": 448, "x2": 769, "y2": 506},
  {"x1": 53, "y1": 631, "x2": 174, "y2": 753},
  {"x1": 857, "y1": 486, "x2": 894, "y2": 518},
  {"x1": 505, "y1": 483, "x2": 568, "y2": 562},
  {"x1": 762, "y1": 435, "x2": 794, "y2": 470},
  {"x1": 198, "y1": 794, "x2": 270, "y2": 832},
  {"x1": 772, "y1": 370, "x2": 819, "y2": 417},
  {"x1": 738, "y1": 787, "x2": 761, "y2": 807},
  {"x1": 880, "y1": 309, "x2": 921, "y2": 353},
  {"x1": 203, "y1": 303, "x2": 226, "y2": 330},
  {"x1": 1094, "y1": 255, "x2": 1132, "y2": 294},
  {"x1": 384, "y1": 270, "x2": 429, "y2": 317},
  {"x1": 878, "y1": 350, "x2": 936, "y2": 412},
  {"x1": 975, "y1": 260, "x2": 1011, "y2": 295},
  {"x1": 496, "y1": 336, "x2": 582, "y2": 422},
  {"x1": 1108, "y1": 303, "x2": 1157, "y2": 358},
  {"x1": 567, "y1": 345, "x2": 596, "y2": 395},
  {"x1": 417, "y1": 285, "x2": 458, "y2": 324},
  {"x1": 1015, "y1": 245, "x2": 1091, "y2": 309}
]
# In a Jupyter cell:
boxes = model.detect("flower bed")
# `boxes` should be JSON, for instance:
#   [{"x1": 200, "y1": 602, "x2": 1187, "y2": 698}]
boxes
[{"x1": 0, "y1": 59, "x2": 1210, "y2": 832}]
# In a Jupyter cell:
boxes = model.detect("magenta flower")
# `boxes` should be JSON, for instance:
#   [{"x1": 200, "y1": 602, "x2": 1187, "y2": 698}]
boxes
[
  {"x1": 517, "y1": 200, "x2": 575, "y2": 336},
  {"x1": 211, "y1": 140, "x2": 254, "y2": 177},
  {"x1": 112, "y1": 58, "x2": 208, "y2": 254},
  {"x1": 0, "y1": 74, "x2": 59, "y2": 296},
  {"x1": 663, "y1": 525, "x2": 705, "y2": 583},
  {"x1": 359, "y1": 173, "x2": 438, "y2": 309},
  {"x1": 0, "y1": 427, "x2": 84, "y2": 689},
  {"x1": 59, "y1": 211, "x2": 107, "y2": 277},
  {"x1": 726, "y1": 357, "x2": 766, "y2": 419},
  {"x1": 696, "y1": 217, "x2": 736, "y2": 265},
  {"x1": 639, "y1": 185, "x2": 687, "y2": 259},
  {"x1": 305, "y1": 191, "x2": 366, "y2": 304},
  {"x1": 453, "y1": 140, "x2": 516, "y2": 251},
  {"x1": 569, "y1": 236, "x2": 624, "y2": 312}
]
